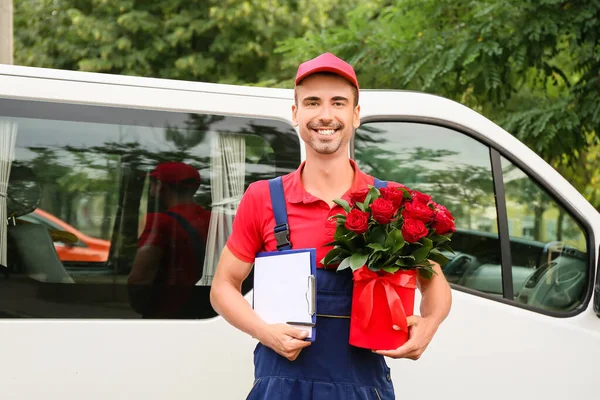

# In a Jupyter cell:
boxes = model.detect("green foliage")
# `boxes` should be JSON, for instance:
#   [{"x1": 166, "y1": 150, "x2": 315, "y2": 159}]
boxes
[
  {"x1": 14, "y1": 0, "x2": 360, "y2": 85},
  {"x1": 13, "y1": 0, "x2": 600, "y2": 212},
  {"x1": 278, "y1": 0, "x2": 600, "y2": 164}
]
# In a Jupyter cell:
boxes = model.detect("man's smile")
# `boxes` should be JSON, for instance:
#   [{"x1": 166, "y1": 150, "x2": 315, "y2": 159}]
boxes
[{"x1": 314, "y1": 127, "x2": 337, "y2": 136}]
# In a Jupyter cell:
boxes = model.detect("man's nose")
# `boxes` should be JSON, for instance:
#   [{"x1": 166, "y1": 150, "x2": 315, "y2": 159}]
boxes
[{"x1": 318, "y1": 104, "x2": 333, "y2": 121}]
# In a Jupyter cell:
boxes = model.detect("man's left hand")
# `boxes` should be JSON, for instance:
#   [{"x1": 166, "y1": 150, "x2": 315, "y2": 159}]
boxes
[{"x1": 374, "y1": 315, "x2": 438, "y2": 360}]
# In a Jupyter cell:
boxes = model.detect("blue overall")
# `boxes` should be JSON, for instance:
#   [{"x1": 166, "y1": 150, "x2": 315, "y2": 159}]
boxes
[{"x1": 247, "y1": 178, "x2": 395, "y2": 400}]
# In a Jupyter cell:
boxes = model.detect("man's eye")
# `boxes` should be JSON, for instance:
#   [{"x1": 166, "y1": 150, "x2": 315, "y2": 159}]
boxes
[
  {"x1": 333, "y1": 102, "x2": 344, "y2": 106},
  {"x1": 306, "y1": 102, "x2": 318, "y2": 106}
]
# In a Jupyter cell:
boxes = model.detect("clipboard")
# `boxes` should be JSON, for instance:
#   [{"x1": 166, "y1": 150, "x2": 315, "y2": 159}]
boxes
[{"x1": 253, "y1": 248, "x2": 317, "y2": 341}]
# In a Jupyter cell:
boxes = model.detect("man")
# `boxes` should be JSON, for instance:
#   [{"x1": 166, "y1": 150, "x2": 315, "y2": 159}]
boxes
[
  {"x1": 210, "y1": 53, "x2": 452, "y2": 399},
  {"x1": 129, "y1": 161, "x2": 211, "y2": 319}
]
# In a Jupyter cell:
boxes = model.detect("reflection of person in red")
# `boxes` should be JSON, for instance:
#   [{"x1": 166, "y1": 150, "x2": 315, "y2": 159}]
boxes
[{"x1": 128, "y1": 162, "x2": 211, "y2": 319}]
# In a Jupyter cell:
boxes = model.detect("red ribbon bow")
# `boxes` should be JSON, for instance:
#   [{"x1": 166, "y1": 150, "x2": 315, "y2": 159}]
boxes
[{"x1": 353, "y1": 268, "x2": 417, "y2": 333}]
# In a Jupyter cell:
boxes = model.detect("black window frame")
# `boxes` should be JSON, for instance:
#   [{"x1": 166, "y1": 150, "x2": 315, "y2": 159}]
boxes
[
  {"x1": 595, "y1": 246, "x2": 600, "y2": 317},
  {"x1": 353, "y1": 115, "x2": 596, "y2": 318}
]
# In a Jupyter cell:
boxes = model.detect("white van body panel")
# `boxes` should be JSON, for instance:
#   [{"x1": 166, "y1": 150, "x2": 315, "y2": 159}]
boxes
[{"x1": 0, "y1": 65, "x2": 598, "y2": 399}]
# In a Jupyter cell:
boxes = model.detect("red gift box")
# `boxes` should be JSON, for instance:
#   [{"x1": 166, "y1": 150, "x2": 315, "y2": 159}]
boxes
[{"x1": 349, "y1": 267, "x2": 417, "y2": 351}]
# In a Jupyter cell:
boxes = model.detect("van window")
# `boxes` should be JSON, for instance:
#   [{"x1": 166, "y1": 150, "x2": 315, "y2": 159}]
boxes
[
  {"x1": 0, "y1": 99, "x2": 300, "y2": 319},
  {"x1": 353, "y1": 121, "x2": 590, "y2": 314},
  {"x1": 354, "y1": 122, "x2": 501, "y2": 291},
  {"x1": 501, "y1": 157, "x2": 588, "y2": 312}
]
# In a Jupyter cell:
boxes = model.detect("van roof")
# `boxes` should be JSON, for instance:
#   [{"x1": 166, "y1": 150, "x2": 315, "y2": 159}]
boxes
[{"x1": 0, "y1": 63, "x2": 414, "y2": 100}]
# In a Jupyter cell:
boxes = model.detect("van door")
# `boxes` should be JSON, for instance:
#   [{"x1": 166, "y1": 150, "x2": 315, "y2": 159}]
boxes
[
  {"x1": 0, "y1": 81, "x2": 298, "y2": 399},
  {"x1": 351, "y1": 105, "x2": 600, "y2": 399}
]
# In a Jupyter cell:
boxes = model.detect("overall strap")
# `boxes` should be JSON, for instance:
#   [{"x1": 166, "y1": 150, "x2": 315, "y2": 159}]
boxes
[
  {"x1": 268, "y1": 177, "x2": 292, "y2": 251},
  {"x1": 163, "y1": 210, "x2": 206, "y2": 278},
  {"x1": 374, "y1": 178, "x2": 388, "y2": 189}
]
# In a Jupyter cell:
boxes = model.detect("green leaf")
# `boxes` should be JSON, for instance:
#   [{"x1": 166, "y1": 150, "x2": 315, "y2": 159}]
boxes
[
  {"x1": 356, "y1": 202, "x2": 366, "y2": 212},
  {"x1": 334, "y1": 226, "x2": 355, "y2": 242},
  {"x1": 367, "y1": 252, "x2": 383, "y2": 268},
  {"x1": 394, "y1": 255, "x2": 415, "y2": 267},
  {"x1": 329, "y1": 213, "x2": 347, "y2": 221},
  {"x1": 385, "y1": 229, "x2": 406, "y2": 254},
  {"x1": 323, "y1": 247, "x2": 350, "y2": 266},
  {"x1": 412, "y1": 238, "x2": 433, "y2": 263},
  {"x1": 439, "y1": 244, "x2": 456, "y2": 254},
  {"x1": 323, "y1": 240, "x2": 346, "y2": 248},
  {"x1": 418, "y1": 263, "x2": 438, "y2": 279},
  {"x1": 383, "y1": 266, "x2": 400, "y2": 274},
  {"x1": 430, "y1": 234, "x2": 451, "y2": 244},
  {"x1": 418, "y1": 268, "x2": 434, "y2": 280},
  {"x1": 364, "y1": 186, "x2": 380, "y2": 206},
  {"x1": 428, "y1": 251, "x2": 450, "y2": 267},
  {"x1": 333, "y1": 199, "x2": 351, "y2": 213},
  {"x1": 367, "y1": 225, "x2": 386, "y2": 245},
  {"x1": 367, "y1": 243, "x2": 389, "y2": 252},
  {"x1": 349, "y1": 253, "x2": 369, "y2": 271},
  {"x1": 337, "y1": 257, "x2": 352, "y2": 271}
]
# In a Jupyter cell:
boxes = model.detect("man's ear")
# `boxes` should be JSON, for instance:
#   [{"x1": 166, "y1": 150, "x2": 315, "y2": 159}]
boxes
[
  {"x1": 292, "y1": 103, "x2": 298, "y2": 127},
  {"x1": 353, "y1": 104, "x2": 361, "y2": 129}
]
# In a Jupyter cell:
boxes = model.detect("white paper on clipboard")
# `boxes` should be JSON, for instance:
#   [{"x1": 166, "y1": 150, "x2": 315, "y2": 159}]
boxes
[{"x1": 253, "y1": 249, "x2": 316, "y2": 340}]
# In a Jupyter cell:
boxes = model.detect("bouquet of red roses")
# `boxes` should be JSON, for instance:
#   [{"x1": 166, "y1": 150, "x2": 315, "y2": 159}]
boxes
[{"x1": 322, "y1": 183, "x2": 455, "y2": 350}]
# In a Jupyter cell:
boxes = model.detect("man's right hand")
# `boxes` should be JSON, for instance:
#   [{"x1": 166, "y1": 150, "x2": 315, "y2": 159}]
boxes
[
  {"x1": 258, "y1": 323, "x2": 312, "y2": 361},
  {"x1": 210, "y1": 248, "x2": 312, "y2": 361}
]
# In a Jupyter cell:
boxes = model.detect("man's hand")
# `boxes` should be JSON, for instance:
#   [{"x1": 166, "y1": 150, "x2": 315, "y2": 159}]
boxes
[
  {"x1": 374, "y1": 315, "x2": 438, "y2": 360},
  {"x1": 257, "y1": 323, "x2": 312, "y2": 361},
  {"x1": 375, "y1": 258, "x2": 452, "y2": 360}
]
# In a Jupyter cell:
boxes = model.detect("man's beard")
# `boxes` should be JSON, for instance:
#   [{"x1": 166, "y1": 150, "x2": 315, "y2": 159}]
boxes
[
  {"x1": 306, "y1": 122, "x2": 346, "y2": 155},
  {"x1": 309, "y1": 137, "x2": 344, "y2": 154}
]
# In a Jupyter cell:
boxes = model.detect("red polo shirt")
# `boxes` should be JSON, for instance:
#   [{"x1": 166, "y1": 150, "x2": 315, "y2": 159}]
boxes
[
  {"x1": 137, "y1": 203, "x2": 211, "y2": 318},
  {"x1": 139, "y1": 203, "x2": 211, "y2": 284},
  {"x1": 227, "y1": 160, "x2": 401, "y2": 268}
]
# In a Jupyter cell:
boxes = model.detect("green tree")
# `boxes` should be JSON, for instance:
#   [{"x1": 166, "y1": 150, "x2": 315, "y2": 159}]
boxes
[
  {"x1": 14, "y1": 0, "x2": 359, "y2": 85},
  {"x1": 277, "y1": 0, "x2": 599, "y2": 165}
]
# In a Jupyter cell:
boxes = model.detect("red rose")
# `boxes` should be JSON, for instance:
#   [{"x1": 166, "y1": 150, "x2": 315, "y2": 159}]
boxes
[
  {"x1": 370, "y1": 198, "x2": 398, "y2": 224},
  {"x1": 402, "y1": 201, "x2": 434, "y2": 224},
  {"x1": 402, "y1": 218, "x2": 429, "y2": 243},
  {"x1": 432, "y1": 205, "x2": 456, "y2": 235},
  {"x1": 350, "y1": 188, "x2": 370, "y2": 205},
  {"x1": 344, "y1": 209, "x2": 370, "y2": 234},
  {"x1": 411, "y1": 190, "x2": 432, "y2": 205},
  {"x1": 379, "y1": 187, "x2": 405, "y2": 208},
  {"x1": 433, "y1": 203, "x2": 453, "y2": 217},
  {"x1": 432, "y1": 213, "x2": 455, "y2": 235}
]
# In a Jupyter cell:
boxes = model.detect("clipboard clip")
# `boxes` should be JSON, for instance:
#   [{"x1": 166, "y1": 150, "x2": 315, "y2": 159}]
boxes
[{"x1": 306, "y1": 274, "x2": 316, "y2": 316}]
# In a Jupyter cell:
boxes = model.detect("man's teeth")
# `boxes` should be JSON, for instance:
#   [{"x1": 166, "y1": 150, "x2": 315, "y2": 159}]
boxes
[{"x1": 317, "y1": 129, "x2": 335, "y2": 135}]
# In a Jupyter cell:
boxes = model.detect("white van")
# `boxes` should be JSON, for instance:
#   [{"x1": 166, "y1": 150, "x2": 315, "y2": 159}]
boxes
[{"x1": 0, "y1": 64, "x2": 598, "y2": 400}]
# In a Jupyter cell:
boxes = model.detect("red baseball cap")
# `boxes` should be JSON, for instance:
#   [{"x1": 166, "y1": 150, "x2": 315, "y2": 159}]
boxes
[
  {"x1": 295, "y1": 52, "x2": 359, "y2": 91},
  {"x1": 149, "y1": 162, "x2": 200, "y2": 186}
]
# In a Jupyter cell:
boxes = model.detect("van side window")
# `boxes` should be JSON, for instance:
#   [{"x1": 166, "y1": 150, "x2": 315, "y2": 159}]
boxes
[
  {"x1": 353, "y1": 121, "x2": 590, "y2": 314},
  {"x1": 501, "y1": 157, "x2": 588, "y2": 312},
  {"x1": 0, "y1": 99, "x2": 300, "y2": 319}
]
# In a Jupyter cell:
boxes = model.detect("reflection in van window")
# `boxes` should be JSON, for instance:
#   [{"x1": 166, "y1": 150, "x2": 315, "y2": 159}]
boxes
[
  {"x1": 0, "y1": 100, "x2": 300, "y2": 319},
  {"x1": 501, "y1": 157, "x2": 588, "y2": 312},
  {"x1": 354, "y1": 122, "x2": 590, "y2": 314},
  {"x1": 354, "y1": 122, "x2": 502, "y2": 294}
]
